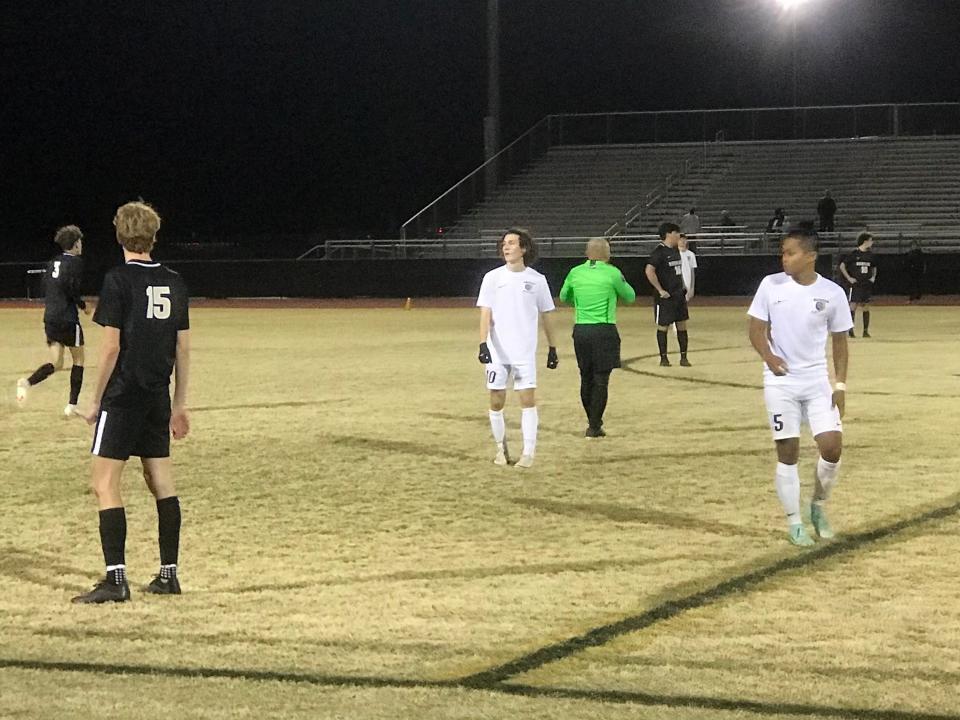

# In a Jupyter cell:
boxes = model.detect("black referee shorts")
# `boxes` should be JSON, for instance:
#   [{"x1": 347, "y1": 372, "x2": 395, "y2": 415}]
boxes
[
  {"x1": 91, "y1": 394, "x2": 171, "y2": 461},
  {"x1": 848, "y1": 283, "x2": 873, "y2": 304},
  {"x1": 45, "y1": 322, "x2": 84, "y2": 347},
  {"x1": 573, "y1": 323, "x2": 621, "y2": 374},
  {"x1": 654, "y1": 294, "x2": 689, "y2": 327}
]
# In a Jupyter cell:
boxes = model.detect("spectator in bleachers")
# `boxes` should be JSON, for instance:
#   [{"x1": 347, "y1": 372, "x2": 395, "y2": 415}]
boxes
[
  {"x1": 904, "y1": 240, "x2": 925, "y2": 303},
  {"x1": 720, "y1": 210, "x2": 737, "y2": 227},
  {"x1": 817, "y1": 190, "x2": 837, "y2": 232},
  {"x1": 766, "y1": 208, "x2": 786, "y2": 233},
  {"x1": 679, "y1": 208, "x2": 701, "y2": 236}
]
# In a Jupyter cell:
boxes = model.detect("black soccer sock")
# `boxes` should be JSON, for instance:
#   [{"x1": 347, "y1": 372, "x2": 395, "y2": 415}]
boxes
[
  {"x1": 69, "y1": 365, "x2": 84, "y2": 405},
  {"x1": 27, "y1": 363, "x2": 56, "y2": 386},
  {"x1": 579, "y1": 371, "x2": 593, "y2": 420},
  {"x1": 157, "y1": 496, "x2": 181, "y2": 567},
  {"x1": 678, "y1": 330, "x2": 689, "y2": 357},
  {"x1": 588, "y1": 371, "x2": 611, "y2": 429},
  {"x1": 657, "y1": 329, "x2": 668, "y2": 358},
  {"x1": 99, "y1": 507, "x2": 127, "y2": 582},
  {"x1": 863, "y1": 311, "x2": 871, "y2": 333}
]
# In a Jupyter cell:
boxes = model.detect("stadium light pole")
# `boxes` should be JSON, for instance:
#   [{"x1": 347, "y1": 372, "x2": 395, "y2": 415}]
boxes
[{"x1": 484, "y1": 0, "x2": 501, "y2": 194}]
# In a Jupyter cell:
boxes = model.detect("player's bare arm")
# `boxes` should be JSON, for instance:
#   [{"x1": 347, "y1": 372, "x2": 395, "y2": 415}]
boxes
[
  {"x1": 831, "y1": 331, "x2": 849, "y2": 417},
  {"x1": 839, "y1": 262, "x2": 856, "y2": 284},
  {"x1": 645, "y1": 264, "x2": 669, "y2": 298},
  {"x1": 80, "y1": 326, "x2": 121, "y2": 424},
  {"x1": 171, "y1": 329, "x2": 191, "y2": 440},
  {"x1": 541, "y1": 310, "x2": 559, "y2": 369},
  {"x1": 477, "y1": 306, "x2": 493, "y2": 363},
  {"x1": 748, "y1": 317, "x2": 787, "y2": 375}
]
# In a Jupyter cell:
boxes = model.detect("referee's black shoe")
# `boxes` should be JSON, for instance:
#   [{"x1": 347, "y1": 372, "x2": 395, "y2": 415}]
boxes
[
  {"x1": 680, "y1": 356, "x2": 692, "y2": 367},
  {"x1": 145, "y1": 574, "x2": 182, "y2": 595},
  {"x1": 585, "y1": 427, "x2": 607, "y2": 438},
  {"x1": 71, "y1": 578, "x2": 131, "y2": 604},
  {"x1": 659, "y1": 356, "x2": 671, "y2": 367}
]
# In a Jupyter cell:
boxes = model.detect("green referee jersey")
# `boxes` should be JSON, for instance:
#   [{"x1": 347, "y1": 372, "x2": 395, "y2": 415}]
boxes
[{"x1": 559, "y1": 259, "x2": 636, "y2": 323}]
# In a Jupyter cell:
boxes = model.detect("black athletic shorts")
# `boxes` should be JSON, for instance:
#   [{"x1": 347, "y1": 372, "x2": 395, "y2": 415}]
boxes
[
  {"x1": 848, "y1": 283, "x2": 873, "y2": 304},
  {"x1": 573, "y1": 323, "x2": 621, "y2": 374},
  {"x1": 45, "y1": 322, "x2": 84, "y2": 347},
  {"x1": 654, "y1": 293, "x2": 689, "y2": 327},
  {"x1": 91, "y1": 394, "x2": 171, "y2": 461}
]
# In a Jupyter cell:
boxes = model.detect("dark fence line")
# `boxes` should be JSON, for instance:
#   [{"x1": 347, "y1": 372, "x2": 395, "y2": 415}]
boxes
[{"x1": 1, "y1": 255, "x2": 954, "y2": 301}]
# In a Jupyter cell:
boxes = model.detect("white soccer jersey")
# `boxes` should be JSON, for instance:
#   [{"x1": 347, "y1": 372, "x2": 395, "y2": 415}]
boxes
[
  {"x1": 477, "y1": 265, "x2": 555, "y2": 365},
  {"x1": 680, "y1": 249, "x2": 697, "y2": 295},
  {"x1": 747, "y1": 272, "x2": 853, "y2": 384}
]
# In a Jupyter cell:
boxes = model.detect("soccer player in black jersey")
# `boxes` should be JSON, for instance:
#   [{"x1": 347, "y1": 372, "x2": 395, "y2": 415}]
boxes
[
  {"x1": 73, "y1": 201, "x2": 191, "y2": 604},
  {"x1": 17, "y1": 225, "x2": 92, "y2": 415},
  {"x1": 645, "y1": 222, "x2": 691, "y2": 367},
  {"x1": 839, "y1": 232, "x2": 877, "y2": 338}
]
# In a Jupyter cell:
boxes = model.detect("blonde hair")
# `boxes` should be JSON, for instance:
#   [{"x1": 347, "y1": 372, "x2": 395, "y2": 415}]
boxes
[{"x1": 114, "y1": 201, "x2": 161, "y2": 253}]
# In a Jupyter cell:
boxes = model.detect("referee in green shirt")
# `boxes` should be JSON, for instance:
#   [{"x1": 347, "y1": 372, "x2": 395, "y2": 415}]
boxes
[{"x1": 559, "y1": 238, "x2": 637, "y2": 437}]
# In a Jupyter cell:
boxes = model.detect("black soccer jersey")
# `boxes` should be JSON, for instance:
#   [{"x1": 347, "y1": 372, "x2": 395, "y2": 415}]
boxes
[
  {"x1": 43, "y1": 252, "x2": 86, "y2": 325},
  {"x1": 844, "y1": 249, "x2": 877, "y2": 283},
  {"x1": 93, "y1": 260, "x2": 190, "y2": 404},
  {"x1": 647, "y1": 243, "x2": 685, "y2": 295}
]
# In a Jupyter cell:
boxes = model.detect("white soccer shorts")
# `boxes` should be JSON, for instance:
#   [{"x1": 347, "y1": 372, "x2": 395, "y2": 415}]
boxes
[
  {"x1": 485, "y1": 361, "x2": 537, "y2": 391},
  {"x1": 763, "y1": 377, "x2": 842, "y2": 440}
]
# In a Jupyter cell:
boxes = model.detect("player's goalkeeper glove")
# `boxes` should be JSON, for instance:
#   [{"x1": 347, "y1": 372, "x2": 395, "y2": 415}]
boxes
[
  {"x1": 546, "y1": 346, "x2": 559, "y2": 369},
  {"x1": 478, "y1": 342, "x2": 492, "y2": 364}
]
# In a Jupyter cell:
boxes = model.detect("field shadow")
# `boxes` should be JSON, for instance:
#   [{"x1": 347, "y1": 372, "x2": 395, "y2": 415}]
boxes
[
  {"x1": 514, "y1": 497, "x2": 778, "y2": 539},
  {"x1": 0, "y1": 547, "x2": 88, "y2": 591}
]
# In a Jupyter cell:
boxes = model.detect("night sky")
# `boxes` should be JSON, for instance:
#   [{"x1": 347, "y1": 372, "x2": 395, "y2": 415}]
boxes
[{"x1": 2, "y1": 1, "x2": 958, "y2": 258}]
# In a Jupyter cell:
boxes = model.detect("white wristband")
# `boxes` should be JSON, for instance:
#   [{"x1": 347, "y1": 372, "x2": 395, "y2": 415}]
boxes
[{"x1": 834, "y1": 382, "x2": 847, "y2": 391}]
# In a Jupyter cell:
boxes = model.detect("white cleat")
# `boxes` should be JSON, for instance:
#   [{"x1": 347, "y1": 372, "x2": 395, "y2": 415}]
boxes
[
  {"x1": 493, "y1": 442, "x2": 510, "y2": 466},
  {"x1": 16, "y1": 378, "x2": 29, "y2": 407},
  {"x1": 515, "y1": 455, "x2": 534, "y2": 469},
  {"x1": 64, "y1": 404, "x2": 78, "y2": 418}
]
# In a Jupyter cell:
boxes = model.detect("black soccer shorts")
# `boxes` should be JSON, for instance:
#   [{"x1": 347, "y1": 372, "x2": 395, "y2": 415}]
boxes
[
  {"x1": 45, "y1": 322, "x2": 84, "y2": 347},
  {"x1": 848, "y1": 283, "x2": 873, "y2": 304},
  {"x1": 573, "y1": 323, "x2": 621, "y2": 374},
  {"x1": 654, "y1": 294, "x2": 689, "y2": 327},
  {"x1": 91, "y1": 395, "x2": 171, "y2": 461}
]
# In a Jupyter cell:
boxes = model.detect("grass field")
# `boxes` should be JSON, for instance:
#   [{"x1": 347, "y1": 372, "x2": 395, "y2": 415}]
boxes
[{"x1": 1, "y1": 302, "x2": 959, "y2": 720}]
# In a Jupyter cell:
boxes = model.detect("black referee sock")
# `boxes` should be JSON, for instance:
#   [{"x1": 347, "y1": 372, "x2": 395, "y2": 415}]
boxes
[
  {"x1": 27, "y1": 363, "x2": 55, "y2": 386},
  {"x1": 579, "y1": 372, "x2": 593, "y2": 417},
  {"x1": 863, "y1": 311, "x2": 871, "y2": 333},
  {"x1": 157, "y1": 496, "x2": 181, "y2": 567},
  {"x1": 589, "y1": 371, "x2": 611, "y2": 429},
  {"x1": 677, "y1": 330, "x2": 689, "y2": 357},
  {"x1": 98, "y1": 507, "x2": 127, "y2": 580},
  {"x1": 656, "y1": 330, "x2": 668, "y2": 358},
  {"x1": 69, "y1": 365, "x2": 84, "y2": 405}
]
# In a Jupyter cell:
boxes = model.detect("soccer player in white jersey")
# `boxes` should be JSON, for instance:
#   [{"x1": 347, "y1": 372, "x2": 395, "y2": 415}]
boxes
[
  {"x1": 476, "y1": 228, "x2": 559, "y2": 469},
  {"x1": 747, "y1": 224, "x2": 853, "y2": 547}
]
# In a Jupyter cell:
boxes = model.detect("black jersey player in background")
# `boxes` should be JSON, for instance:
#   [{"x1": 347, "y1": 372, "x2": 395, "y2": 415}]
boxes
[
  {"x1": 17, "y1": 225, "x2": 92, "y2": 415},
  {"x1": 839, "y1": 232, "x2": 877, "y2": 338},
  {"x1": 645, "y1": 222, "x2": 692, "y2": 367},
  {"x1": 74, "y1": 201, "x2": 191, "y2": 604}
]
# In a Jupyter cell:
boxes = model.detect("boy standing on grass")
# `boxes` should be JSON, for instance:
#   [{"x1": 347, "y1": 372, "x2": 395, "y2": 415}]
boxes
[
  {"x1": 73, "y1": 201, "x2": 191, "y2": 604},
  {"x1": 17, "y1": 225, "x2": 92, "y2": 416},
  {"x1": 477, "y1": 228, "x2": 559, "y2": 469},
  {"x1": 747, "y1": 224, "x2": 852, "y2": 548}
]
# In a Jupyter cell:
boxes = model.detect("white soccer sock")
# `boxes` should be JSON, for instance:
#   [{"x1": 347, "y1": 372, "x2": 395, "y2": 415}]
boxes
[
  {"x1": 774, "y1": 462, "x2": 801, "y2": 526},
  {"x1": 521, "y1": 406, "x2": 539, "y2": 457},
  {"x1": 813, "y1": 456, "x2": 840, "y2": 504},
  {"x1": 488, "y1": 410, "x2": 506, "y2": 447}
]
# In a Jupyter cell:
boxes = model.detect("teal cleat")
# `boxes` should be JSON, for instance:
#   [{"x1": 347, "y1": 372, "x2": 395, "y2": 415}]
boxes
[
  {"x1": 810, "y1": 503, "x2": 835, "y2": 539},
  {"x1": 788, "y1": 523, "x2": 816, "y2": 547}
]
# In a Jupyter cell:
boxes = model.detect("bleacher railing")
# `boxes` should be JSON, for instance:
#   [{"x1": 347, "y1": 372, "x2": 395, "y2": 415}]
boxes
[
  {"x1": 323, "y1": 229, "x2": 960, "y2": 261},
  {"x1": 401, "y1": 103, "x2": 960, "y2": 241}
]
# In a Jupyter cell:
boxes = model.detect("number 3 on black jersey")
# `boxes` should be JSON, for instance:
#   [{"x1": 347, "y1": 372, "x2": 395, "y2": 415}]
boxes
[{"x1": 146, "y1": 286, "x2": 172, "y2": 319}]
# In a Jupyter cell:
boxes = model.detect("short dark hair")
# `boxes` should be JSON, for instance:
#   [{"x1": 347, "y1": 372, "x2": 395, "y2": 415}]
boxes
[
  {"x1": 658, "y1": 222, "x2": 680, "y2": 240},
  {"x1": 784, "y1": 221, "x2": 819, "y2": 253},
  {"x1": 498, "y1": 227, "x2": 537, "y2": 265},
  {"x1": 54, "y1": 225, "x2": 83, "y2": 251},
  {"x1": 857, "y1": 231, "x2": 873, "y2": 246}
]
